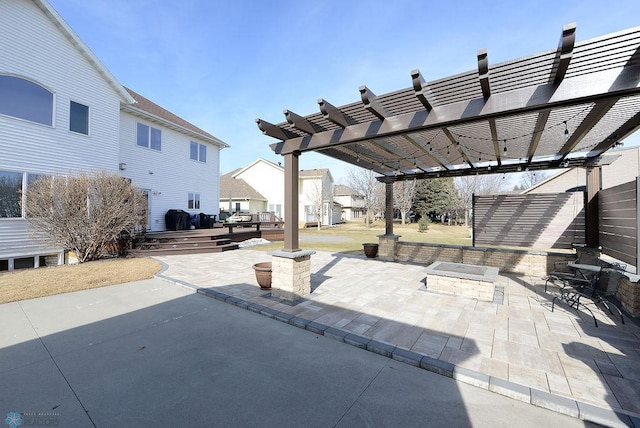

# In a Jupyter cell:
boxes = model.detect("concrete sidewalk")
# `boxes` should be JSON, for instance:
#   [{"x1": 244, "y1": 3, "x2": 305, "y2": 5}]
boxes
[
  {"x1": 0, "y1": 278, "x2": 584, "y2": 427},
  {"x1": 154, "y1": 249, "x2": 640, "y2": 427}
]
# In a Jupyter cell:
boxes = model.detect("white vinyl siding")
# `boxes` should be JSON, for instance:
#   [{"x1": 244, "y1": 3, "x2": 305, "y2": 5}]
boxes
[
  {"x1": 119, "y1": 112, "x2": 222, "y2": 231},
  {"x1": 0, "y1": 0, "x2": 121, "y2": 175}
]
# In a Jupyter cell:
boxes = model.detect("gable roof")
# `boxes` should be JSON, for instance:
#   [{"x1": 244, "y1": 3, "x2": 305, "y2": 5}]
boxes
[
  {"x1": 220, "y1": 169, "x2": 267, "y2": 201},
  {"x1": 299, "y1": 168, "x2": 333, "y2": 182},
  {"x1": 122, "y1": 88, "x2": 229, "y2": 148},
  {"x1": 233, "y1": 158, "x2": 284, "y2": 178},
  {"x1": 34, "y1": 0, "x2": 134, "y2": 104},
  {"x1": 334, "y1": 184, "x2": 362, "y2": 197}
]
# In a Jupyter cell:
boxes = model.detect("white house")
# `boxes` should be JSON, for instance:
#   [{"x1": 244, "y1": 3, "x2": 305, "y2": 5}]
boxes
[
  {"x1": 220, "y1": 159, "x2": 339, "y2": 227},
  {"x1": 299, "y1": 169, "x2": 337, "y2": 226},
  {"x1": 0, "y1": 0, "x2": 227, "y2": 270},
  {"x1": 221, "y1": 158, "x2": 285, "y2": 219}
]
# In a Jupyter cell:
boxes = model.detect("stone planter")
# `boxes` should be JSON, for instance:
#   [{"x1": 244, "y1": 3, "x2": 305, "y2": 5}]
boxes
[
  {"x1": 363, "y1": 243, "x2": 379, "y2": 258},
  {"x1": 252, "y1": 262, "x2": 272, "y2": 289}
]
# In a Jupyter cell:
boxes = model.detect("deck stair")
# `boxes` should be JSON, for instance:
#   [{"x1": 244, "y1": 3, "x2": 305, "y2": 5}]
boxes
[{"x1": 131, "y1": 230, "x2": 239, "y2": 256}]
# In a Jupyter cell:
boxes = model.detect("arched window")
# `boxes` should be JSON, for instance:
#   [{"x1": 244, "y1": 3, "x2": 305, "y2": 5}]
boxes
[{"x1": 0, "y1": 75, "x2": 53, "y2": 126}]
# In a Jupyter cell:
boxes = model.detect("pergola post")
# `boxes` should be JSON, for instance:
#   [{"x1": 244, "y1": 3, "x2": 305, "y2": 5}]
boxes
[
  {"x1": 585, "y1": 167, "x2": 601, "y2": 248},
  {"x1": 378, "y1": 178, "x2": 400, "y2": 261},
  {"x1": 283, "y1": 151, "x2": 300, "y2": 252},
  {"x1": 271, "y1": 151, "x2": 315, "y2": 301}
]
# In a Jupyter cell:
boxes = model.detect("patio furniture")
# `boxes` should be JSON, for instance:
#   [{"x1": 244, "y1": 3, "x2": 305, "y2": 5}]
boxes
[
  {"x1": 550, "y1": 262, "x2": 626, "y2": 327},
  {"x1": 544, "y1": 244, "x2": 600, "y2": 292}
]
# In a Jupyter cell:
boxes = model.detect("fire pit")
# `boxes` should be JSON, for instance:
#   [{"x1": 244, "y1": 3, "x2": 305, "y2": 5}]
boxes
[{"x1": 424, "y1": 262, "x2": 498, "y2": 302}]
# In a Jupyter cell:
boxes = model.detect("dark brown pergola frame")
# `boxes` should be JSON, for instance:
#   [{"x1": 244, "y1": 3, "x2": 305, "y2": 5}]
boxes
[{"x1": 257, "y1": 24, "x2": 640, "y2": 253}]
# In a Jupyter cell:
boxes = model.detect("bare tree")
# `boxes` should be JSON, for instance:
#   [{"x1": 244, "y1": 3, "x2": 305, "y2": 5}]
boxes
[
  {"x1": 454, "y1": 174, "x2": 507, "y2": 226},
  {"x1": 348, "y1": 167, "x2": 381, "y2": 228},
  {"x1": 25, "y1": 171, "x2": 147, "y2": 263},
  {"x1": 393, "y1": 179, "x2": 416, "y2": 224},
  {"x1": 519, "y1": 170, "x2": 548, "y2": 190},
  {"x1": 306, "y1": 179, "x2": 324, "y2": 231}
]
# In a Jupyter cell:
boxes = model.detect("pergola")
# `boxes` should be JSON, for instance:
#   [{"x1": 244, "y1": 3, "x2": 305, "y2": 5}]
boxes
[
  {"x1": 256, "y1": 25, "x2": 640, "y2": 300},
  {"x1": 258, "y1": 25, "x2": 640, "y2": 249}
]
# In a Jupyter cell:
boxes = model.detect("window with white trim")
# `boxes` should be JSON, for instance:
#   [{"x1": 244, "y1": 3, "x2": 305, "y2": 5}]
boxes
[
  {"x1": 69, "y1": 101, "x2": 89, "y2": 134},
  {"x1": 0, "y1": 75, "x2": 53, "y2": 126},
  {"x1": 188, "y1": 192, "x2": 200, "y2": 210},
  {"x1": 137, "y1": 123, "x2": 161, "y2": 150},
  {"x1": 190, "y1": 142, "x2": 207, "y2": 162}
]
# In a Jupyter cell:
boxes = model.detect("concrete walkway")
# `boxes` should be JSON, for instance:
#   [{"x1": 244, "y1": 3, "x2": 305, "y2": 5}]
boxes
[
  {"x1": 1, "y1": 278, "x2": 584, "y2": 427},
  {"x1": 154, "y1": 249, "x2": 640, "y2": 427}
]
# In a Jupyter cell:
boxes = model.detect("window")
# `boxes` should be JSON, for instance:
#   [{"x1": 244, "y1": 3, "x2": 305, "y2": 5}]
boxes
[
  {"x1": 190, "y1": 142, "x2": 206, "y2": 162},
  {"x1": 0, "y1": 171, "x2": 23, "y2": 218},
  {"x1": 0, "y1": 75, "x2": 53, "y2": 125},
  {"x1": 188, "y1": 192, "x2": 200, "y2": 210},
  {"x1": 136, "y1": 123, "x2": 161, "y2": 150},
  {"x1": 69, "y1": 101, "x2": 89, "y2": 134}
]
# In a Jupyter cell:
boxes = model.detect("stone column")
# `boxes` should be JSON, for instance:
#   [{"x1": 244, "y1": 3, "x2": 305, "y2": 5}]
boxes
[
  {"x1": 271, "y1": 250, "x2": 316, "y2": 301},
  {"x1": 377, "y1": 234, "x2": 400, "y2": 262}
]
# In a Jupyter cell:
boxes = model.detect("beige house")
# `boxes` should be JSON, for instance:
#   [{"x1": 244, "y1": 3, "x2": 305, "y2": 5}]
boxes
[
  {"x1": 523, "y1": 146, "x2": 639, "y2": 194},
  {"x1": 333, "y1": 184, "x2": 365, "y2": 221}
]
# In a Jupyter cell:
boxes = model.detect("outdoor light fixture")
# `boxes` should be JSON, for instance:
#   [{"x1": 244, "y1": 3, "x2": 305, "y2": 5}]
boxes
[
  {"x1": 564, "y1": 121, "x2": 569, "y2": 137},
  {"x1": 119, "y1": 162, "x2": 126, "y2": 170}
]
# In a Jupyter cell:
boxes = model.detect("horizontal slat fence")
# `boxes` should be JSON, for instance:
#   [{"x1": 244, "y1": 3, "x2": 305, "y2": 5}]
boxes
[
  {"x1": 473, "y1": 193, "x2": 585, "y2": 249},
  {"x1": 599, "y1": 178, "x2": 638, "y2": 267}
]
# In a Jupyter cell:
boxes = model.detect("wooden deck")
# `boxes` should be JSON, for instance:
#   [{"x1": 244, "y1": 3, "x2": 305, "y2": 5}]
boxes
[{"x1": 130, "y1": 222, "x2": 284, "y2": 257}]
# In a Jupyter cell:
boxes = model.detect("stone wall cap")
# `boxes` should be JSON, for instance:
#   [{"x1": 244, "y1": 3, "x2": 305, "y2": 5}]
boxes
[
  {"x1": 377, "y1": 234, "x2": 402, "y2": 239},
  {"x1": 271, "y1": 250, "x2": 316, "y2": 259}
]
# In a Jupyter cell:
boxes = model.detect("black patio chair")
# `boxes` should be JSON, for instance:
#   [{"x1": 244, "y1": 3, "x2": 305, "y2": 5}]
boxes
[{"x1": 545, "y1": 245, "x2": 600, "y2": 292}]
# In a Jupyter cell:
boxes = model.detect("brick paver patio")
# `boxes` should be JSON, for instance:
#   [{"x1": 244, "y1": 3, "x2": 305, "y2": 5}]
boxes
[{"x1": 156, "y1": 249, "x2": 640, "y2": 423}]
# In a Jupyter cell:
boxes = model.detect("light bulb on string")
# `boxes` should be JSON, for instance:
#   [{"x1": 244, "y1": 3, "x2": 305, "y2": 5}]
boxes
[
  {"x1": 564, "y1": 121, "x2": 569, "y2": 137},
  {"x1": 503, "y1": 139, "x2": 507, "y2": 153}
]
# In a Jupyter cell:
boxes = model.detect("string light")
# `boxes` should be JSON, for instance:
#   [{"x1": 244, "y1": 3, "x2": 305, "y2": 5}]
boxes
[
  {"x1": 564, "y1": 121, "x2": 569, "y2": 137},
  {"x1": 503, "y1": 139, "x2": 507, "y2": 153}
]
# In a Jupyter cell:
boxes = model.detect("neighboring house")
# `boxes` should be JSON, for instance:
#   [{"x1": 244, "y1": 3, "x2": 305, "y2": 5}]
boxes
[
  {"x1": 333, "y1": 184, "x2": 366, "y2": 221},
  {"x1": 219, "y1": 159, "x2": 339, "y2": 226},
  {"x1": 299, "y1": 169, "x2": 336, "y2": 227},
  {"x1": 222, "y1": 158, "x2": 285, "y2": 219},
  {"x1": 219, "y1": 168, "x2": 268, "y2": 215},
  {"x1": 0, "y1": 0, "x2": 228, "y2": 270}
]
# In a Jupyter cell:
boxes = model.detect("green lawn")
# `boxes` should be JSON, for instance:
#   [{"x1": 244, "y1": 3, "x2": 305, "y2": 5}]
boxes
[{"x1": 243, "y1": 221, "x2": 471, "y2": 254}]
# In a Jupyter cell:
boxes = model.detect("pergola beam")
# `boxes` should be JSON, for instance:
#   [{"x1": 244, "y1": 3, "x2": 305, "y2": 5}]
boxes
[
  {"x1": 489, "y1": 119, "x2": 501, "y2": 165},
  {"x1": 552, "y1": 23, "x2": 576, "y2": 84},
  {"x1": 401, "y1": 135, "x2": 450, "y2": 171},
  {"x1": 411, "y1": 69, "x2": 433, "y2": 111},
  {"x1": 559, "y1": 99, "x2": 619, "y2": 158},
  {"x1": 588, "y1": 110, "x2": 640, "y2": 157},
  {"x1": 270, "y1": 66, "x2": 640, "y2": 156},
  {"x1": 256, "y1": 118, "x2": 293, "y2": 141},
  {"x1": 360, "y1": 85, "x2": 390, "y2": 120},
  {"x1": 284, "y1": 109, "x2": 317, "y2": 134},
  {"x1": 318, "y1": 98, "x2": 350, "y2": 128},
  {"x1": 527, "y1": 110, "x2": 551, "y2": 164},
  {"x1": 443, "y1": 128, "x2": 475, "y2": 169},
  {"x1": 478, "y1": 49, "x2": 491, "y2": 100}
]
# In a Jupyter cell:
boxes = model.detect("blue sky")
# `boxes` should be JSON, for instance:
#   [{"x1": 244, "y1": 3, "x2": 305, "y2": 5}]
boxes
[{"x1": 48, "y1": 0, "x2": 640, "y2": 184}]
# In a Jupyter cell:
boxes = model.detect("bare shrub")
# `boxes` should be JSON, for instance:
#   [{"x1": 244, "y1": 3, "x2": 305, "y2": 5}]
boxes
[{"x1": 25, "y1": 171, "x2": 147, "y2": 263}]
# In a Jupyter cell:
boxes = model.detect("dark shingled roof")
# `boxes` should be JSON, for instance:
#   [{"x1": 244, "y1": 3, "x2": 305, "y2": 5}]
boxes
[
  {"x1": 124, "y1": 87, "x2": 227, "y2": 147},
  {"x1": 220, "y1": 169, "x2": 266, "y2": 200}
]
